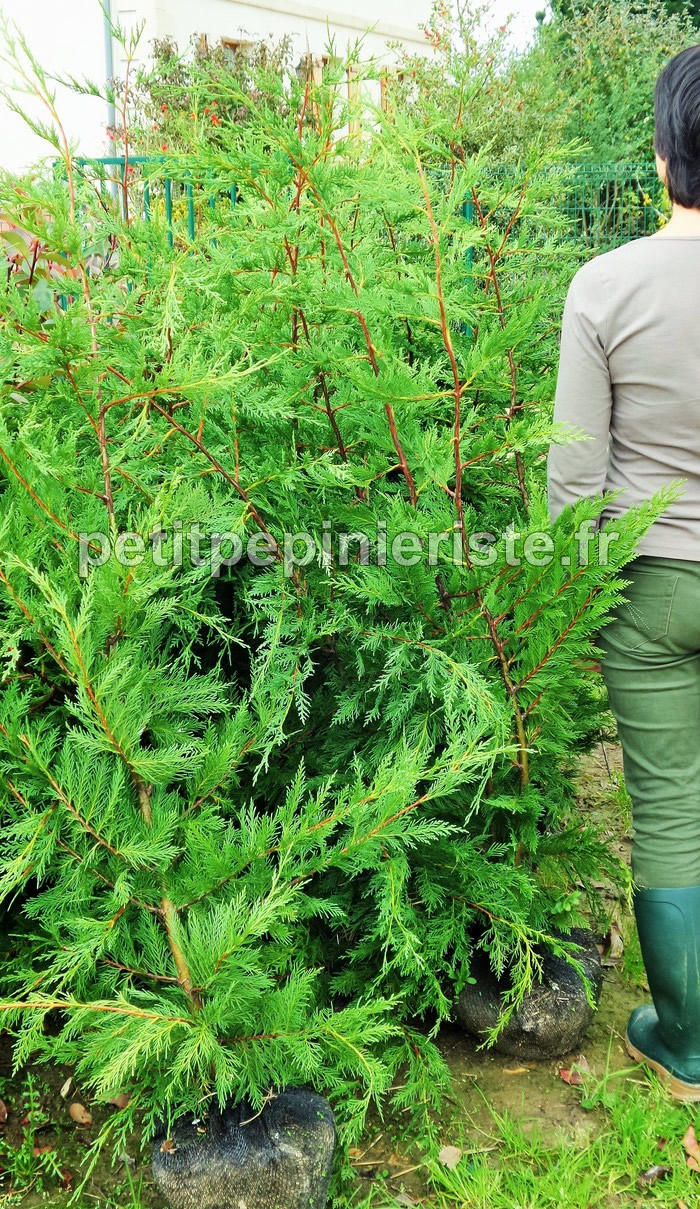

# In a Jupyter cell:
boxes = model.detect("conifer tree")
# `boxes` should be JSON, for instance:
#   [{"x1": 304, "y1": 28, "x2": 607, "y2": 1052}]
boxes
[{"x1": 0, "y1": 35, "x2": 676, "y2": 1167}]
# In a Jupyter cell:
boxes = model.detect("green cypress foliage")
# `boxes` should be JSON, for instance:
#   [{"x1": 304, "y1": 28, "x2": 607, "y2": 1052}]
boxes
[{"x1": 0, "y1": 43, "x2": 677, "y2": 1163}]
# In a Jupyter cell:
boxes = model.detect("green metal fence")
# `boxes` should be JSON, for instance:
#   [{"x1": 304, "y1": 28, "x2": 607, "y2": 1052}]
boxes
[
  {"x1": 72, "y1": 156, "x2": 237, "y2": 248},
  {"x1": 71, "y1": 156, "x2": 666, "y2": 253},
  {"x1": 558, "y1": 161, "x2": 665, "y2": 248}
]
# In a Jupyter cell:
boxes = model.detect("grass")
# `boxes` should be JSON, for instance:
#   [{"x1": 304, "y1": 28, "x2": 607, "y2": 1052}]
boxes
[
  {"x1": 357, "y1": 1069, "x2": 700, "y2": 1208},
  {"x1": 0, "y1": 1074, "x2": 146, "y2": 1209}
]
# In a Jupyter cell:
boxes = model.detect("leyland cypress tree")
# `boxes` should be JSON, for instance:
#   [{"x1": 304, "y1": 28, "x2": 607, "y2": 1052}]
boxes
[{"x1": 0, "y1": 36, "x2": 674, "y2": 1169}]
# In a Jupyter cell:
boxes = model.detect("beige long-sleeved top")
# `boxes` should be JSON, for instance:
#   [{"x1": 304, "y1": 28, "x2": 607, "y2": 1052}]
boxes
[{"x1": 547, "y1": 235, "x2": 700, "y2": 558}]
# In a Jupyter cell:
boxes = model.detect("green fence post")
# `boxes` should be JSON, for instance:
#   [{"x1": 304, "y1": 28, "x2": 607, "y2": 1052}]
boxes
[
  {"x1": 186, "y1": 175, "x2": 195, "y2": 242},
  {"x1": 164, "y1": 178, "x2": 174, "y2": 248},
  {"x1": 462, "y1": 198, "x2": 475, "y2": 340}
]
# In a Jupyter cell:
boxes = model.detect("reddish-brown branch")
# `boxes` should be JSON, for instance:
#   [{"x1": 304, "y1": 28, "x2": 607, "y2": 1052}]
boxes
[
  {"x1": 316, "y1": 374, "x2": 348, "y2": 462},
  {"x1": 147, "y1": 400, "x2": 281, "y2": 560},
  {"x1": 470, "y1": 186, "x2": 529, "y2": 510},
  {"x1": 0, "y1": 570, "x2": 72, "y2": 677},
  {"x1": 506, "y1": 565, "x2": 588, "y2": 638},
  {"x1": 55, "y1": 838, "x2": 159, "y2": 913},
  {"x1": 100, "y1": 957, "x2": 183, "y2": 986},
  {"x1": 276, "y1": 153, "x2": 418, "y2": 505},
  {"x1": 416, "y1": 157, "x2": 529, "y2": 813},
  {"x1": 515, "y1": 595, "x2": 597, "y2": 691},
  {"x1": 0, "y1": 999, "x2": 192, "y2": 1025},
  {"x1": 0, "y1": 445, "x2": 85, "y2": 544},
  {"x1": 6, "y1": 731, "x2": 128, "y2": 862},
  {"x1": 383, "y1": 402, "x2": 418, "y2": 506},
  {"x1": 160, "y1": 897, "x2": 202, "y2": 1008}
]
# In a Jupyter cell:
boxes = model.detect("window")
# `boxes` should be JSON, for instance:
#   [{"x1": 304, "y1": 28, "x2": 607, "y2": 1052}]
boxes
[{"x1": 223, "y1": 40, "x2": 248, "y2": 64}]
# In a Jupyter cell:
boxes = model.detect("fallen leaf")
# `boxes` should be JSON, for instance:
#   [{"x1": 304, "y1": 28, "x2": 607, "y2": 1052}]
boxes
[
  {"x1": 682, "y1": 1123, "x2": 700, "y2": 1164},
  {"x1": 438, "y1": 1144, "x2": 462, "y2": 1169},
  {"x1": 68, "y1": 1102, "x2": 92, "y2": 1127},
  {"x1": 678, "y1": 1200, "x2": 690, "y2": 1208},
  {"x1": 60, "y1": 1170, "x2": 73, "y2": 1190},
  {"x1": 687, "y1": 1155, "x2": 700, "y2": 1173},
  {"x1": 348, "y1": 1147, "x2": 361, "y2": 1158},
  {"x1": 33, "y1": 1144, "x2": 54, "y2": 1156},
  {"x1": 108, "y1": 1093, "x2": 130, "y2": 1110},
  {"x1": 561, "y1": 1054, "x2": 591, "y2": 1085},
  {"x1": 395, "y1": 1195, "x2": 419, "y2": 1207},
  {"x1": 502, "y1": 1066, "x2": 530, "y2": 1075},
  {"x1": 637, "y1": 1164, "x2": 672, "y2": 1187},
  {"x1": 0, "y1": 1099, "x2": 6, "y2": 1125},
  {"x1": 608, "y1": 919, "x2": 624, "y2": 960},
  {"x1": 160, "y1": 1137, "x2": 177, "y2": 1154},
  {"x1": 656, "y1": 1137, "x2": 668, "y2": 1150},
  {"x1": 59, "y1": 1078, "x2": 72, "y2": 1100}
]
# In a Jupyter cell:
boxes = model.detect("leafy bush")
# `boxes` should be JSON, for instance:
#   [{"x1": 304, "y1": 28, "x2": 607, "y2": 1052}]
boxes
[
  {"x1": 394, "y1": 0, "x2": 697, "y2": 166},
  {"x1": 116, "y1": 31, "x2": 296, "y2": 156},
  {"x1": 0, "y1": 38, "x2": 673, "y2": 1172},
  {"x1": 538, "y1": 0, "x2": 698, "y2": 162}
]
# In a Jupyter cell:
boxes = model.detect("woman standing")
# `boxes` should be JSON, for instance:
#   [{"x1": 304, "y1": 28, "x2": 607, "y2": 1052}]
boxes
[{"x1": 547, "y1": 45, "x2": 700, "y2": 1101}]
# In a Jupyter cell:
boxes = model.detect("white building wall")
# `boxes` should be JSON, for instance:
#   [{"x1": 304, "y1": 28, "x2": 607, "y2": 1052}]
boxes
[
  {"x1": 152, "y1": 0, "x2": 430, "y2": 54},
  {"x1": 0, "y1": 0, "x2": 433, "y2": 172},
  {"x1": 0, "y1": 0, "x2": 108, "y2": 173}
]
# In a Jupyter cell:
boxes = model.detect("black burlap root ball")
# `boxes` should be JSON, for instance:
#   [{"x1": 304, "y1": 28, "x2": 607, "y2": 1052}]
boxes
[
  {"x1": 152, "y1": 1090, "x2": 336, "y2": 1209},
  {"x1": 455, "y1": 927, "x2": 603, "y2": 1059}
]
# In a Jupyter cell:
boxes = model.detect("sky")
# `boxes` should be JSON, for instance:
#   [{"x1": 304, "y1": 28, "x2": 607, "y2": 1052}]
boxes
[{"x1": 481, "y1": 0, "x2": 548, "y2": 51}]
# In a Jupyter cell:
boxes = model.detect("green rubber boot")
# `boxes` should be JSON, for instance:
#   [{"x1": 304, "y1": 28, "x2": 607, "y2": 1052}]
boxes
[{"x1": 625, "y1": 886, "x2": 700, "y2": 1102}]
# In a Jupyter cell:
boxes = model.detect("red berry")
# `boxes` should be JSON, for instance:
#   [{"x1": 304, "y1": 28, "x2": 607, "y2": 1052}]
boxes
[{"x1": 161, "y1": 144, "x2": 168, "y2": 152}]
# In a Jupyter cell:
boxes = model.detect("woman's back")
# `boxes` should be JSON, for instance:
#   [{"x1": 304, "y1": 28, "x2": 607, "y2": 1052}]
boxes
[
  {"x1": 548, "y1": 235, "x2": 700, "y2": 556},
  {"x1": 548, "y1": 39, "x2": 700, "y2": 1106}
]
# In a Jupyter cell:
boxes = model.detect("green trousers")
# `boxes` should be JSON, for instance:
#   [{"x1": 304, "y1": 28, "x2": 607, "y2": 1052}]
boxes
[{"x1": 596, "y1": 554, "x2": 700, "y2": 891}]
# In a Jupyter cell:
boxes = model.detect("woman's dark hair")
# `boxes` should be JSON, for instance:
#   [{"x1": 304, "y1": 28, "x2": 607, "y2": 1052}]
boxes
[{"x1": 655, "y1": 45, "x2": 700, "y2": 209}]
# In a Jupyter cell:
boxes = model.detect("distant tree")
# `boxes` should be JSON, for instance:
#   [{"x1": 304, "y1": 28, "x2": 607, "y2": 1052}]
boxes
[
  {"x1": 549, "y1": 0, "x2": 700, "y2": 23},
  {"x1": 526, "y1": 0, "x2": 699, "y2": 161},
  {"x1": 663, "y1": 0, "x2": 700, "y2": 21},
  {"x1": 114, "y1": 32, "x2": 296, "y2": 155}
]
